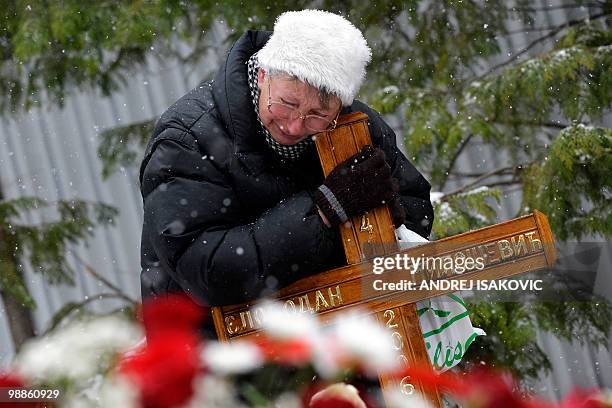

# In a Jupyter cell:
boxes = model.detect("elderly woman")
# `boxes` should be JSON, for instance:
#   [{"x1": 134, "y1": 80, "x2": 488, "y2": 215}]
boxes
[{"x1": 139, "y1": 10, "x2": 433, "y2": 335}]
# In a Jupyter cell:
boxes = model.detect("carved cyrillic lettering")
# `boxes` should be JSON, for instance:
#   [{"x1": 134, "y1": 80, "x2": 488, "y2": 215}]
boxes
[
  {"x1": 497, "y1": 239, "x2": 513, "y2": 260},
  {"x1": 315, "y1": 290, "x2": 330, "y2": 311},
  {"x1": 525, "y1": 231, "x2": 543, "y2": 252},
  {"x1": 225, "y1": 315, "x2": 237, "y2": 335},
  {"x1": 463, "y1": 247, "x2": 476, "y2": 259},
  {"x1": 485, "y1": 242, "x2": 500, "y2": 264},
  {"x1": 327, "y1": 285, "x2": 343, "y2": 307},
  {"x1": 476, "y1": 245, "x2": 488, "y2": 262},
  {"x1": 299, "y1": 294, "x2": 314, "y2": 313},
  {"x1": 253, "y1": 307, "x2": 264, "y2": 326},
  {"x1": 511, "y1": 234, "x2": 528, "y2": 257},
  {"x1": 240, "y1": 310, "x2": 254, "y2": 329},
  {"x1": 284, "y1": 299, "x2": 297, "y2": 313}
]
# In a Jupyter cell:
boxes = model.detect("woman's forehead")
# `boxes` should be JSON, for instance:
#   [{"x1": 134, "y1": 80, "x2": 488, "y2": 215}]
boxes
[{"x1": 273, "y1": 75, "x2": 339, "y2": 110}]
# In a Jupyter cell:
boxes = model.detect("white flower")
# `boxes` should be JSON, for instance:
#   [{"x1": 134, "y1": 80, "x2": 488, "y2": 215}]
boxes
[
  {"x1": 98, "y1": 375, "x2": 140, "y2": 408},
  {"x1": 202, "y1": 341, "x2": 263, "y2": 375},
  {"x1": 328, "y1": 311, "x2": 399, "y2": 374},
  {"x1": 259, "y1": 300, "x2": 321, "y2": 340},
  {"x1": 182, "y1": 375, "x2": 248, "y2": 408},
  {"x1": 60, "y1": 374, "x2": 140, "y2": 408},
  {"x1": 273, "y1": 392, "x2": 302, "y2": 408},
  {"x1": 14, "y1": 315, "x2": 142, "y2": 384}
]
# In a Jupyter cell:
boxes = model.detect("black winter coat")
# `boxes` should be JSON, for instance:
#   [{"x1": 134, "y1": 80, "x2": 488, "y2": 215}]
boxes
[{"x1": 139, "y1": 30, "x2": 434, "y2": 318}]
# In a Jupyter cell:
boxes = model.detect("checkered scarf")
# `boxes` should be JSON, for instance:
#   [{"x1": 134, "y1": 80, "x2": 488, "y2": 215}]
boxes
[{"x1": 247, "y1": 54, "x2": 313, "y2": 160}]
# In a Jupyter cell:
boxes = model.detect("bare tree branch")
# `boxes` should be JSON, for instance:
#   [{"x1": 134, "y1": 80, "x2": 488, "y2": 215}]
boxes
[
  {"x1": 478, "y1": 12, "x2": 609, "y2": 79},
  {"x1": 72, "y1": 253, "x2": 136, "y2": 304},
  {"x1": 440, "y1": 178, "x2": 522, "y2": 202},
  {"x1": 505, "y1": 26, "x2": 567, "y2": 34},
  {"x1": 493, "y1": 119, "x2": 571, "y2": 129},
  {"x1": 43, "y1": 292, "x2": 136, "y2": 335},
  {"x1": 397, "y1": 25, "x2": 412, "y2": 44},
  {"x1": 439, "y1": 133, "x2": 474, "y2": 190},
  {"x1": 482, "y1": 180, "x2": 523, "y2": 189},
  {"x1": 509, "y1": 3, "x2": 603, "y2": 12},
  {"x1": 443, "y1": 163, "x2": 530, "y2": 197},
  {"x1": 447, "y1": 169, "x2": 515, "y2": 178}
]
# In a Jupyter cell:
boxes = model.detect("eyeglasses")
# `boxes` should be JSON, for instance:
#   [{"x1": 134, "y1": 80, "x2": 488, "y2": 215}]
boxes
[{"x1": 266, "y1": 77, "x2": 340, "y2": 133}]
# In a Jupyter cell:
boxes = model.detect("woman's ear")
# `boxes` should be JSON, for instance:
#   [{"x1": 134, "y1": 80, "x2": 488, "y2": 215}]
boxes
[{"x1": 257, "y1": 68, "x2": 266, "y2": 89}]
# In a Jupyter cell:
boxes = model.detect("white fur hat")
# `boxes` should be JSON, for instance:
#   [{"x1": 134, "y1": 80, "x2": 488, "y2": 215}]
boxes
[{"x1": 257, "y1": 9, "x2": 372, "y2": 106}]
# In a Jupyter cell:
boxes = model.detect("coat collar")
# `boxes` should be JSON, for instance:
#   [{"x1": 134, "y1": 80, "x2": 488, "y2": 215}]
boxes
[{"x1": 212, "y1": 30, "x2": 271, "y2": 155}]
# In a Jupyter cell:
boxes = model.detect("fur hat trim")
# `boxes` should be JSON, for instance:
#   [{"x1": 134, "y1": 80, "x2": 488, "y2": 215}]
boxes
[{"x1": 257, "y1": 10, "x2": 371, "y2": 106}]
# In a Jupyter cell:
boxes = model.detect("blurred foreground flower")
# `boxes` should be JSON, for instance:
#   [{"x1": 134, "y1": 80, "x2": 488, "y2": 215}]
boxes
[
  {"x1": 202, "y1": 341, "x2": 263, "y2": 375},
  {"x1": 119, "y1": 332, "x2": 201, "y2": 408},
  {"x1": 141, "y1": 293, "x2": 206, "y2": 341},
  {"x1": 0, "y1": 371, "x2": 25, "y2": 387},
  {"x1": 328, "y1": 311, "x2": 397, "y2": 375},
  {"x1": 257, "y1": 302, "x2": 398, "y2": 377},
  {"x1": 309, "y1": 383, "x2": 367, "y2": 408},
  {"x1": 2, "y1": 295, "x2": 610, "y2": 408},
  {"x1": 14, "y1": 315, "x2": 141, "y2": 383},
  {"x1": 120, "y1": 294, "x2": 205, "y2": 408},
  {"x1": 392, "y1": 365, "x2": 612, "y2": 408}
]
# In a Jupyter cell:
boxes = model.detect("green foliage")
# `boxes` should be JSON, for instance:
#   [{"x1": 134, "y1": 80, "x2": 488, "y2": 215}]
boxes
[
  {"x1": 46, "y1": 296, "x2": 137, "y2": 334},
  {"x1": 238, "y1": 364, "x2": 318, "y2": 406},
  {"x1": 432, "y1": 187, "x2": 501, "y2": 239},
  {"x1": 533, "y1": 297, "x2": 612, "y2": 348},
  {"x1": 0, "y1": 197, "x2": 118, "y2": 306},
  {"x1": 463, "y1": 301, "x2": 552, "y2": 381},
  {"x1": 98, "y1": 119, "x2": 155, "y2": 179},
  {"x1": 522, "y1": 125, "x2": 611, "y2": 240},
  {"x1": 463, "y1": 283, "x2": 612, "y2": 384},
  {"x1": 369, "y1": 7, "x2": 612, "y2": 245},
  {"x1": 0, "y1": 0, "x2": 312, "y2": 113},
  {"x1": 0, "y1": 252, "x2": 35, "y2": 308}
]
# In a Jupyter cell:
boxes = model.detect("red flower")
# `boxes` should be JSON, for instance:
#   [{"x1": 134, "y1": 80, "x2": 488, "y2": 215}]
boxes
[
  {"x1": 0, "y1": 372, "x2": 48, "y2": 408},
  {"x1": 0, "y1": 371, "x2": 24, "y2": 388},
  {"x1": 255, "y1": 335, "x2": 313, "y2": 366},
  {"x1": 140, "y1": 294, "x2": 206, "y2": 342},
  {"x1": 119, "y1": 332, "x2": 201, "y2": 408},
  {"x1": 391, "y1": 365, "x2": 547, "y2": 408},
  {"x1": 121, "y1": 294, "x2": 207, "y2": 408},
  {"x1": 308, "y1": 383, "x2": 367, "y2": 408},
  {"x1": 558, "y1": 388, "x2": 607, "y2": 408},
  {"x1": 457, "y1": 368, "x2": 537, "y2": 408},
  {"x1": 310, "y1": 395, "x2": 364, "y2": 408},
  {"x1": 391, "y1": 364, "x2": 466, "y2": 396}
]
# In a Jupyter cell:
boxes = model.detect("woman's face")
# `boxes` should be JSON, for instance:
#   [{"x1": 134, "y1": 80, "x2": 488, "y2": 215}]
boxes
[{"x1": 257, "y1": 69, "x2": 342, "y2": 145}]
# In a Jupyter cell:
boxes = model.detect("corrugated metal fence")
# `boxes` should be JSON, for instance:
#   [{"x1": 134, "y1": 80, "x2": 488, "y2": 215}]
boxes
[{"x1": 0, "y1": 4, "x2": 610, "y2": 400}]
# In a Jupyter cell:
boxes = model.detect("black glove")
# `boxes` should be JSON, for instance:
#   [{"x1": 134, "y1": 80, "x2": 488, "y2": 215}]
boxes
[
  {"x1": 388, "y1": 196, "x2": 407, "y2": 227},
  {"x1": 314, "y1": 145, "x2": 398, "y2": 226}
]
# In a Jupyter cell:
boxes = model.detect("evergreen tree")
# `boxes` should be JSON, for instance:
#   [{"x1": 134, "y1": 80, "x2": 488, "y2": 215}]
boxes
[
  {"x1": 0, "y1": 193, "x2": 120, "y2": 349},
  {"x1": 1, "y1": 0, "x2": 610, "y2": 384}
]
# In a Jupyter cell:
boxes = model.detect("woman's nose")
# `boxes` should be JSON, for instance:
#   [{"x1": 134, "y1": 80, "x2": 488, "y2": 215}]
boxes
[{"x1": 285, "y1": 116, "x2": 306, "y2": 135}]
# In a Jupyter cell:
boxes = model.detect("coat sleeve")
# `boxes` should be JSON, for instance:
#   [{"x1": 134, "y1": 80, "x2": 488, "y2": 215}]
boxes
[
  {"x1": 140, "y1": 130, "x2": 342, "y2": 306},
  {"x1": 356, "y1": 102, "x2": 434, "y2": 238}
]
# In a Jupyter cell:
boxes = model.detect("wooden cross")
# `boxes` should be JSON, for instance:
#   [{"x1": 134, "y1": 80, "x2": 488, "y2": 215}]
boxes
[{"x1": 211, "y1": 113, "x2": 557, "y2": 406}]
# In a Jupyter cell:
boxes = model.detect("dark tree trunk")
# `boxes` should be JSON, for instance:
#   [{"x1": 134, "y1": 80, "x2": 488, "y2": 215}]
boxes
[
  {"x1": 0, "y1": 185, "x2": 36, "y2": 352},
  {"x1": 0, "y1": 285, "x2": 35, "y2": 351}
]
